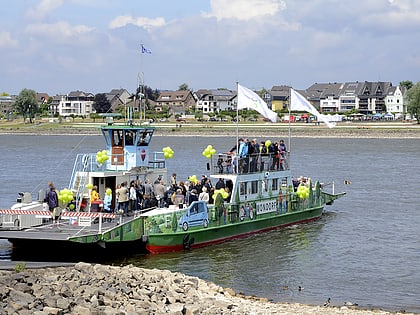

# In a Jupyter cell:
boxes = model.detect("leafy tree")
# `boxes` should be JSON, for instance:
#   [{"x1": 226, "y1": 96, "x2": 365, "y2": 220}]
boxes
[
  {"x1": 406, "y1": 82, "x2": 420, "y2": 124},
  {"x1": 14, "y1": 88, "x2": 38, "y2": 123},
  {"x1": 400, "y1": 80, "x2": 413, "y2": 90},
  {"x1": 178, "y1": 83, "x2": 190, "y2": 91},
  {"x1": 93, "y1": 93, "x2": 112, "y2": 113}
]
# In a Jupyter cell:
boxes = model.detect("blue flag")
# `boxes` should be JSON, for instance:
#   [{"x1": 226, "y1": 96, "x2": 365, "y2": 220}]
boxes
[{"x1": 141, "y1": 45, "x2": 152, "y2": 54}]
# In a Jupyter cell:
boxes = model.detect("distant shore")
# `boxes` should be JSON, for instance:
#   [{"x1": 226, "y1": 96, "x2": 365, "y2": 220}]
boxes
[{"x1": 1, "y1": 121, "x2": 420, "y2": 139}]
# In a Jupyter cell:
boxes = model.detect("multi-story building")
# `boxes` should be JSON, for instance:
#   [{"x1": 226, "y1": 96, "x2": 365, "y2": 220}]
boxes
[
  {"x1": 385, "y1": 85, "x2": 406, "y2": 115},
  {"x1": 155, "y1": 90, "x2": 196, "y2": 113},
  {"x1": 196, "y1": 89, "x2": 236, "y2": 114},
  {"x1": 0, "y1": 95, "x2": 15, "y2": 118},
  {"x1": 58, "y1": 91, "x2": 95, "y2": 117},
  {"x1": 270, "y1": 86, "x2": 290, "y2": 111}
]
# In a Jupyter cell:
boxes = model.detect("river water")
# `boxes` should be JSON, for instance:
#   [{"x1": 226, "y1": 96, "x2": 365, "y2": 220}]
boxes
[{"x1": 0, "y1": 134, "x2": 419, "y2": 312}]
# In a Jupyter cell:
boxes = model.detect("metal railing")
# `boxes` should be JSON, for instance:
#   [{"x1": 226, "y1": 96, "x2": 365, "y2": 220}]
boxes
[{"x1": 211, "y1": 152, "x2": 290, "y2": 175}]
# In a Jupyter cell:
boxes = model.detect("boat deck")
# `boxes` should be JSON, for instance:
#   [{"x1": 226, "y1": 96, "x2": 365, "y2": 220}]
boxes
[{"x1": 0, "y1": 218, "x2": 122, "y2": 242}]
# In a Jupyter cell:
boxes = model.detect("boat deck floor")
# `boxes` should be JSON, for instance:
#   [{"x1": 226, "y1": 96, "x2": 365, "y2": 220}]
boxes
[{"x1": 0, "y1": 218, "x2": 122, "y2": 241}]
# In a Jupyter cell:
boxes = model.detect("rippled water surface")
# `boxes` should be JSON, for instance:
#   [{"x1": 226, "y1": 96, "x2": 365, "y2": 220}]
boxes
[{"x1": 0, "y1": 134, "x2": 419, "y2": 312}]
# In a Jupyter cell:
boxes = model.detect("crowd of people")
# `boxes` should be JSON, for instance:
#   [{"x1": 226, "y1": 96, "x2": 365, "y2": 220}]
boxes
[
  {"x1": 215, "y1": 137, "x2": 289, "y2": 174},
  {"x1": 94, "y1": 173, "x2": 233, "y2": 216}
]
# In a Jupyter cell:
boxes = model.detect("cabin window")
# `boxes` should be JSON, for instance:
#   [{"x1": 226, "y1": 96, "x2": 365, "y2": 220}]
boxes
[
  {"x1": 137, "y1": 130, "x2": 153, "y2": 146},
  {"x1": 262, "y1": 179, "x2": 268, "y2": 192},
  {"x1": 281, "y1": 177, "x2": 288, "y2": 189},
  {"x1": 112, "y1": 130, "x2": 123, "y2": 146},
  {"x1": 251, "y1": 180, "x2": 258, "y2": 194},
  {"x1": 240, "y1": 182, "x2": 247, "y2": 195},
  {"x1": 125, "y1": 130, "x2": 136, "y2": 146},
  {"x1": 271, "y1": 178, "x2": 278, "y2": 191}
]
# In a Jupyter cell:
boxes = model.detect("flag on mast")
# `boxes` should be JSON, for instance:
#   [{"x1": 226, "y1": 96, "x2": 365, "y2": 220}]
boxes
[
  {"x1": 237, "y1": 84, "x2": 277, "y2": 123},
  {"x1": 289, "y1": 88, "x2": 335, "y2": 128},
  {"x1": 141, "y1": 44, "x2": 152, "y2": 54}
]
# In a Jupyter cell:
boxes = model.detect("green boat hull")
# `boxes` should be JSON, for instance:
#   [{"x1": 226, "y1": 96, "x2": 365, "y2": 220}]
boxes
[{"x1": 145, "y1": 206, "x2": 323, "y2": 253}]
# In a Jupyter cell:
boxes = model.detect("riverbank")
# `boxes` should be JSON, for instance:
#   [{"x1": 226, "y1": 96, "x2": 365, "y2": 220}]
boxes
[
  {"x1": 0, "y1": 262, "x2": 415, "y2": 315},
  {"x1": 1, "y1": 120, "x2": 420, "y2": 138}
]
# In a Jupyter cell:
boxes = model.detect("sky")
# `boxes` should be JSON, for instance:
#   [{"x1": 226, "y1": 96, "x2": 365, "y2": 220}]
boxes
[{"x1": 1, "y1": 0, "x2": 420, "y2": 96}]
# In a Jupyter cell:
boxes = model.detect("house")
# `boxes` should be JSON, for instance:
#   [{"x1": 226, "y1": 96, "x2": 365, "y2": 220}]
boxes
[
  {"x1": 306, "y1": 83, "x2": 342, "y2": 112},
  {"x1": 155, "y1": 90, "x2": 196, "y2": 113},
  {"x1": 107, "y1": 89, "x2": 132, "y2": 112},
  {"x1": 36, "y1": 93, "x2": 49, "y2": 106},
  {"x1": 196, "y1": 89, "x2": 236, "y2": 113},
  {"x1": 58, "y1": 90, "x2": 95, "y2": 117},
  {"x1": 337, "y1": 82, "x2": 362, "y2": 112},
  {"x1": 385, "y1": 85, "x2": 406, "y2": 115},
  {"x1": 0, "y1": 95, "x2": 15, "y2": 118},
  {"x1": 270, "y1": 86, "x2": 290, "y2": 111},
  {"x1": 357, "y1": 81, "x2": 392, "y2": 114}
]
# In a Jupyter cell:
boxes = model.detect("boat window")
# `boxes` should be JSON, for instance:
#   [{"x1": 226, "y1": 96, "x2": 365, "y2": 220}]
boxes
[
  {"x1": 262, "y1": 179, "x2": 268, "y2": 192},
  {"x1": 125, "y1": 130, "x2": 136, "y2": 146},
  {"x1": 271, "y1": 178, "x2": 278, "y2": 191},
  {"x1": 103, "y1": 131, "x2": 111, "y2": 146},
  {"x1": 240, "y1": 182, "x2": 247, "y2": 195},
  {"x1": 137, "y1": 130, "x2": 153, "y2": 146},
  {"x1": 251, "y1": 180, "x2": 258, "y2": 194},
  {"x1": 112, "y1": 130, "x2": 123, "y2": 146}
]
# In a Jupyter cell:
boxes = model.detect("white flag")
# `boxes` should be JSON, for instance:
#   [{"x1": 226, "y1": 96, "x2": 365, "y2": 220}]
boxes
[
  {"x1": 237, "y1": 84, "x2": 277, "y2": 123},
  {"x1": 290, "y1": 88, "x2": 335, "y2": 128}
]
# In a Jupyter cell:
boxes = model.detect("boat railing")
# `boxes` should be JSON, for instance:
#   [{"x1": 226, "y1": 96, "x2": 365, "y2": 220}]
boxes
[
  {"x1": 148, "y1": 151, "x2": 166, "y2": 169},
  {"x1": 211, "y1": 152, "x2": 290, "y2": 175}
]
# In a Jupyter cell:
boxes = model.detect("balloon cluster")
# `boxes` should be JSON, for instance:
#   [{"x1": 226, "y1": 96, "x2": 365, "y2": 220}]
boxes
[
  {"x1": 188, "y1": 175, "x2": 199, "y2": 184},
  {"x1": 202, "y1": 145, "x2": 216, "y2": 159},
  {"x1": 212, "y1": 188, "x2": 229, "y2": 200},
  {"x1": 163, "y1": 146, "x2": 174, "y2": 159},
  {"x1": 296, "y1": 185, "x2": 310, "y2": 199},
  {"x1": 106, "y1": 188, "x2": 112, "y2": 196},
  {"x1": 96, "y1": 150, "x2": 109, "y2": 164},
  {"x1": 58, "y1": 188, "x2": 74, "y2": 204}
]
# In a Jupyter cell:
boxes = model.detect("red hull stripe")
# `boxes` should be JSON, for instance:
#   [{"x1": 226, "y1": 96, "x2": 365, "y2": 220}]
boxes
[{"x1": 146, "y1": 216, "x2": 320, "y2": 254}]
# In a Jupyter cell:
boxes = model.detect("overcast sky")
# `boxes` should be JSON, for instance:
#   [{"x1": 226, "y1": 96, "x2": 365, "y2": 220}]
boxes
[{"x1": 1, "y1": 0, "x2": 419, "y2": 95}]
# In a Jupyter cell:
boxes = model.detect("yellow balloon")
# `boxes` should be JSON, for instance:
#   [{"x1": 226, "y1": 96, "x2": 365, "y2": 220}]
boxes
[{"x1": 87, "y1": 183, "x2": 93, "y2": 189}]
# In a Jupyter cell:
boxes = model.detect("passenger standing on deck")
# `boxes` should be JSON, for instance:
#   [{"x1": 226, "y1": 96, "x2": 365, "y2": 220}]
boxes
[
  {"x1": 90, "y1": 185, "x2": 100, "y2": 203},
  {"x1": 103, "y1": 188, "x2": 112, "y2": 213},
  {"x1": 198, "y1": 186, "x2": 209, "y2": 203},
  {"x1": 46, "y1": 182, "x2": 59, "y2": 223},
  {"x1": 129, "y1": 180, "x2": 138, "y2": 212},
  {"x1": 238, "y1": 138, "x2": 248, "y2": 173},
  {"x1": 116, "y1": 182, "x2": 129, "y2": 216}
]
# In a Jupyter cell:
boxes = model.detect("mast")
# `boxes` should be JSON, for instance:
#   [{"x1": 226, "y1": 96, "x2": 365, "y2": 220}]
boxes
[{"x1": 235, "y1": 82, "x2": 239, "y2": 156}]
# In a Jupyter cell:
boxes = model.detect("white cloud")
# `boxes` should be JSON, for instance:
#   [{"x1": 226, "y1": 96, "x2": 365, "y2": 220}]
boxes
[
  {"x1": 204, "y1": 0, "x2": 286, "y2": 21},
  {"x1": 109, "y1": 16, "x2": 166, "y2": 31},
  {"x1": 0, "y1": 31, "x2": 18, "y2": 48},
  {"x1": 25, "y1": 22, "x2": 94, "y2": 39},
  {"x1": 26, "y1": 0, "x2": 64, "y2": 20}
]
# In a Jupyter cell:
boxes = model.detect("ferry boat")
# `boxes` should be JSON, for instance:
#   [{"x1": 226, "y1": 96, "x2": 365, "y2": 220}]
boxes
[
  {"x1": 139, "y1": 148, "x2": 344, "y2": 253},
  {"x1": 0, "y1": 120, "x2": 167, "y2": 256},
  {"x1": 0, "y1": 86, "x2": 346, "y2": 257}
]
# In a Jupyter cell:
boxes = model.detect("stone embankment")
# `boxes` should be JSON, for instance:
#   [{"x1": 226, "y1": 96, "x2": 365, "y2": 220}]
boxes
[{"x1": 0, "y1": 262, "x2": 415, "y2": 315}]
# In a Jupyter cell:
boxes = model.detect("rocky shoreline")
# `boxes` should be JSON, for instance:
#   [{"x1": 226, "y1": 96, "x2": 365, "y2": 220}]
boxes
[{"x1": 0, "y1": 262, "x2": 415, "y2": 315}]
